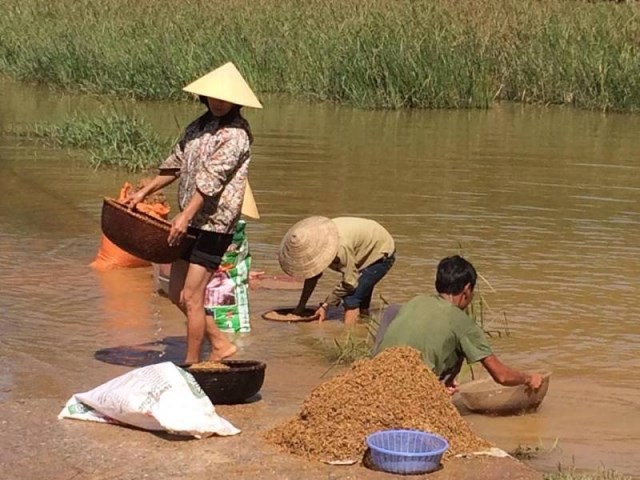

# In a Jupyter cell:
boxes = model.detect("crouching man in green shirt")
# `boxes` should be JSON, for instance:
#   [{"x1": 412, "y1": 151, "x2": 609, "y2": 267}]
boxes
[{"x1": 375, "y1": 255, "x2": 543, "y2": 394}]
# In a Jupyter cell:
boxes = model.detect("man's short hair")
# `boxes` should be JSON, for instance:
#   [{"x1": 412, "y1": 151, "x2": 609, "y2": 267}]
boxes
[{"x1": 435, "y1": 255, "x2": 477, "y2": 295}]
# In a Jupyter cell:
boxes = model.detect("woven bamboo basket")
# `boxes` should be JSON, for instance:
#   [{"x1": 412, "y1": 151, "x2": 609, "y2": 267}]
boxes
[
  {"x1": 181, "y1": 360, "x2": 266, "y2": 404},
  {"x1": 101, "y1": 198, "x2": 197, "y2": 264},
  {"x1": 458, "y1": 371, "x2": 552, "y2": 415},
  {"x1": 262, "y1": 307, "x2": 319, "y2": 323}
]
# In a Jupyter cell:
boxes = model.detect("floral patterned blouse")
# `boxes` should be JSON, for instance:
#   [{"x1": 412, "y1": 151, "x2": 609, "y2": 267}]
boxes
[{"x1": 159, "y1": 112, "x2": 252, "y2": 234}]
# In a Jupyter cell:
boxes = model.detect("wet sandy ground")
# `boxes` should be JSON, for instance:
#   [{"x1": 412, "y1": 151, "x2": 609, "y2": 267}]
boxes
[
  {"x1": 0, "y1": 282, "x2": 542, "y2": 480},
  {"x1": 1, "y1": 399, "x2": 541, "y2": 480}
]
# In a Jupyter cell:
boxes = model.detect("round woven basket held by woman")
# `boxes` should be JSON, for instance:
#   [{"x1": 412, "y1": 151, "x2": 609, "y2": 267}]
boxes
[{"x1": 124, "y1": 62, "x2": 262, "y2": 364}]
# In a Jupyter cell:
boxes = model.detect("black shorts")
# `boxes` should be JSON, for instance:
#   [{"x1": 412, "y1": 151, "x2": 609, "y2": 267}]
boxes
[{"x1": 181, "y1": 229, "x2": 234, "y2": 271}]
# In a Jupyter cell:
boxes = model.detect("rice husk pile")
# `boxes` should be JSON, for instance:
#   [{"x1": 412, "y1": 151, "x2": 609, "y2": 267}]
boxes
[{"x1": 265, "y1": 346, "x2": 491, "y2": 462}]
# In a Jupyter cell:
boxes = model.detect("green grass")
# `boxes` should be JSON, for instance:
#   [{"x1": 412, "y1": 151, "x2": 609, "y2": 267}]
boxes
[
  {"x1": 510, "y1": 441, "x2": 632, "y2": 480},
  {"x1": 0, "y1": 0, "x2": 638, "y2": 111},
  {"x1": 323, "y1": 295, "x2": 387, "y2": 369},
  {"x1": 510, "y1": 438, "x2": 560, "y2": 460},
  {"x1": 544, "y1": 467, "x2": 633, "y2": 480},
  {"x1": 26, "y1": 111, "x2": 171, "y2": 172}
]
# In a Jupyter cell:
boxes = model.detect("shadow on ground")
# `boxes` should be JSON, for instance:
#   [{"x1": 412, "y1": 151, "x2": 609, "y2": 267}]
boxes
[{"x1": 94, "y1": 336, "x2": 186, "y2": 367}]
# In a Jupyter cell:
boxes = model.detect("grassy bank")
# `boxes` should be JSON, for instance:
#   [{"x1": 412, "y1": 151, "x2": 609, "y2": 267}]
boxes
[
  {"x1": 0, "y1": 0, "x2": 638, "y2": 111},
  {"x1": 24, "y1": 112, "x2": 170, "y2": 172},
  {"x1": 544, "y1": 468, "x2": 633, "y2": 480}
]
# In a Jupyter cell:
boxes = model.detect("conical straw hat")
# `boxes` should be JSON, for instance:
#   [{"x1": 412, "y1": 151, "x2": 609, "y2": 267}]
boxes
[
  {"x1": 183, "y1": 62, "x2": 262, "y2": 109},
  {"x1": 241, "y1": 180, "x2": 260, "y2": 219},
  {"x1": 279, "y1": 216, "x2": 339, "y2": 279}
]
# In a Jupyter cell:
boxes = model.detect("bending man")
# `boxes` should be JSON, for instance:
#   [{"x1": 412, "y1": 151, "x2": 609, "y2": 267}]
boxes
[{"x1": 279, "y1": 216, "x2": 395, "y2": 326}]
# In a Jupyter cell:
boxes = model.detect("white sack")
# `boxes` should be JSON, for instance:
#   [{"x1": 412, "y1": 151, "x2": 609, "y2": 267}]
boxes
[{"x1": 58, "y1": 362, "x2": 240, "y2": 438}]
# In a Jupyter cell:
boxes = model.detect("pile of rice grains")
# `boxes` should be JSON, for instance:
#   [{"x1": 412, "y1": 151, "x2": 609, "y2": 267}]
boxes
[{"x1": 265, "y1": 346, "x2": 491, "y2": 463}]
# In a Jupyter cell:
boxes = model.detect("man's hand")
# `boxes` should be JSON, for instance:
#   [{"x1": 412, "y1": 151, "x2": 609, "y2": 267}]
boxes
[
  {"x1": 315, "y1": 305, "x2": 327, "y2": 322},
  {"x1": 444, "y1": 379, "x2": 459, "y2": 396},
  {"x1": 526, "y1": 373, "x2": 544, "y2": 391}
]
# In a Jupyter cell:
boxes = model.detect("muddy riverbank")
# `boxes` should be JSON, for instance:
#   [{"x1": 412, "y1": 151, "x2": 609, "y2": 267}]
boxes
[{"x1": 0, "y1": 284, "x2": 543, "y2": 480}]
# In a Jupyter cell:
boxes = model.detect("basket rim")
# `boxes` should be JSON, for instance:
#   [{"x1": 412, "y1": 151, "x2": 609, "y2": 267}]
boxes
[
  {"x1": 261, "y1": 307, "x2": 319, "y2": 323},
  {"x1": 104, "y1": 197, "x2": 171, "y2": 230},
  {"x1": 366, "y1": 429, "x2": 449, "y2": 458},
  {"x1": 458, "y1": 370, "x2": 552, "y2": 396},
  {"x1": 179, "y1": 359, "x2": 266, "y2": 374},
  {"x1": 103, "y1": 197, "x2": 199, "y2": 238}
]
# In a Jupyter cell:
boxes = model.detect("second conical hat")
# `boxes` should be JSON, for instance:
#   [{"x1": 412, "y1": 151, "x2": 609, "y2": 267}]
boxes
[
  {"x1": 278, "y1": 216, "x2": 339, "y2": 279},
  {"x1": 183, "y1": 62, "x2": 262, "y2": 109},
  {"x1": 241, "y1": 180, "x2": 260, "y2": 219}
]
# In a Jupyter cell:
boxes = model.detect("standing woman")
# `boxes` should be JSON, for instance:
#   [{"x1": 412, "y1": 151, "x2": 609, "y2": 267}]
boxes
[{"x1": 125, "y1": 62, "x2": 262, "y2": 363}]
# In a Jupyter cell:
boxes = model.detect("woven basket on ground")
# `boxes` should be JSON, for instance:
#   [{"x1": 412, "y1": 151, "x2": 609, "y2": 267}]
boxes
[{"x1": 181, "y1": 360, "x2": 266, "y2": 405}]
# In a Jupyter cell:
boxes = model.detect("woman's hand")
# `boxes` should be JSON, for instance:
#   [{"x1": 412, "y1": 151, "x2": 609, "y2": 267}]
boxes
[
  {"x1": 168, "y1": 212, "x2": 190, "y2": 247},
  {"x1": 122, "y1": 189, "x2": 147, "y2": 208}
]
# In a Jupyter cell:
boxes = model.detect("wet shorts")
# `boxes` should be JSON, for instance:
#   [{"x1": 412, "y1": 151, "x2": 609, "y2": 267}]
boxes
[{"x1": 181, "y1": 229, "x2": 233, "y2": 271}]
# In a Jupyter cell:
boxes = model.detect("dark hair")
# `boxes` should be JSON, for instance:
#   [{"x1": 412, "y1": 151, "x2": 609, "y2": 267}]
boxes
[
  {"x1": 194, "y1": 95, "x2": 253, "y2": 143},
  {"x1": 435, "y1": 255, "x2": 477, "y2": 295},
  {"x1": 198, "y1": 95, "x2": 241, "y2": 122}
]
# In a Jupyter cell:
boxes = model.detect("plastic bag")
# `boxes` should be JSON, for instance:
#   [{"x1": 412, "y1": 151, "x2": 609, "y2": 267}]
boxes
[
  {"x1": 58, "y1": 362, "x2": 240, "y2": 438},
  {"x1": 90, "y1": 181, "x2": 170, "y2": 270},
  {"x1": 205, "y1": 221, "x2": 252, "y2": 333}
]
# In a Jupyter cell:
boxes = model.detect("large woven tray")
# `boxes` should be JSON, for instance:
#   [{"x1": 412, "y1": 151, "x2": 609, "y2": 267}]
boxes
[
  {"x1": 262, "y1": 307, "x2": 319, "y2": 323},
  {"x1": 101, "y1": 197, "x2": 197, "y2": 264},
  {"x1": 457, "y1": 371, "x2": 552, "y2": 416}
]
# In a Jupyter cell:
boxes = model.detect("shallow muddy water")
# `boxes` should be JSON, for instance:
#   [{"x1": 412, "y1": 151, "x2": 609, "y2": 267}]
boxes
[{"x1": 0, "y1": 77, "x2": 639, "y2": 476}]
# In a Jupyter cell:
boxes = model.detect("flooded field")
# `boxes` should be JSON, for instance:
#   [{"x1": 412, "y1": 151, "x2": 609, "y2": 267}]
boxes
[{"x1": 0, "y1": 77, "x2": 639, "y2": 477}]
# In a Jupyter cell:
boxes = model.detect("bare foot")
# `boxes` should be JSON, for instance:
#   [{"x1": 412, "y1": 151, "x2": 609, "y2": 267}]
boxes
[
  {"x1": 249, "y1": 270, "x2": 265, "y2": 280},
  {"x1": 208, "y1": 343, "x2": 237, "y2": 362}
]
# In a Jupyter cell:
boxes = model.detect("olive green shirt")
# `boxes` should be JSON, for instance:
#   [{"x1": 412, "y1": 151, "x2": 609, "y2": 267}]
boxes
[
  {"x1": 376, "y1": 294, "x2": 492, "y2": 380},
  {"x1": 324, "y1": 217, "x2": 395, "y2": 306}
]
